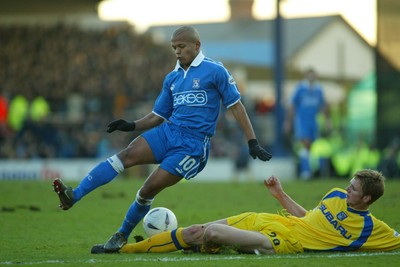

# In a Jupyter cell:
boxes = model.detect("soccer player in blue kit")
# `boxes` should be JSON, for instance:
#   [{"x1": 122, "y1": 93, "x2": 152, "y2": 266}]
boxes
[
  {"x1": 53, "y1": 25, "x2": 272, "y2": 252},
  {"x1": 284, "y1": 69, "x2": 330, "y2": 180}
]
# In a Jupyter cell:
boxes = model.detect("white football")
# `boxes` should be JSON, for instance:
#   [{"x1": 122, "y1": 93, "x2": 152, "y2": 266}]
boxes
[{"x1": 143, "y1": 207, "x2": 178, "y2": 237}]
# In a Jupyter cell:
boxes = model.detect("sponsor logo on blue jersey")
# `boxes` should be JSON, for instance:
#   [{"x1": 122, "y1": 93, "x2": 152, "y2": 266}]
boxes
[
  {"x1": 173, "y1": 90, "x2": 207, "y2": 106},
  {"x1": 192, "y1": 79, "x2": 200, "y2": 89},
  {"x1": 320, "y1": 204, "x2": 352, "y2": 239},
  {"x1": 336, "y1": 211, "x2": 348, "y2": 221}
]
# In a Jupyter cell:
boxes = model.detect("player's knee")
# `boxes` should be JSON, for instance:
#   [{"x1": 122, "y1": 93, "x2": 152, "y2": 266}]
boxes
[
  {"x1": 116, "y1": 147, "x2": 132, "y2": 164},
  {"x1": 182, "y1": 224, "x2": 206, "y2": 244},
  {"x1": 117, "y1": 145, "x2": 142, "y2": 167}
]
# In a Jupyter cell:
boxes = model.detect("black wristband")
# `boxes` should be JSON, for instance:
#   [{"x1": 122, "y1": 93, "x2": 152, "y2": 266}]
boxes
[
  {"x1": 127, "y1": 121, "x2": 136, "y2": 131},
  {"x1": 248, "y1": 139, "x2": 258, "y2": 147}
]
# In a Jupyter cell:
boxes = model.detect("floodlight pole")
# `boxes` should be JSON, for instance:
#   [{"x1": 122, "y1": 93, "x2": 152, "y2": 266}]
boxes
[{"x1": 273, "y1": 0, "x2": 285, "y2": 156}]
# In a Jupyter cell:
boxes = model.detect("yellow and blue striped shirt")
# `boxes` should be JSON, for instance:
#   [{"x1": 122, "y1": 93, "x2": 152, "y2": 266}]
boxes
[{"x1": 287, "y1": 188, "x2": 400, "y2": 251}]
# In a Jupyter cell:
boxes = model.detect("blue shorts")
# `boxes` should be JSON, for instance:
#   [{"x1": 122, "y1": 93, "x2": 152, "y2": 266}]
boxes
[
  {"x1": 294, "y1": 118, "x2": 318, "y2": 142},
  {"x1": 141, "y1": 123, "x2": 210, "y2": 180}
]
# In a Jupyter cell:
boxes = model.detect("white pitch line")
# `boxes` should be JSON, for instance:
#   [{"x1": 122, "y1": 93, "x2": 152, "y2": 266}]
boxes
[{"x1": 1, "y1": 251, "x2": 400, "y2": 265}]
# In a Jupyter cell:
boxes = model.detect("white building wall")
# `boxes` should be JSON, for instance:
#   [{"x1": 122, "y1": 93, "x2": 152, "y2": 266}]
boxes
[{"x1": 292, "y1": 20, "x2": 374, "y2": 80}]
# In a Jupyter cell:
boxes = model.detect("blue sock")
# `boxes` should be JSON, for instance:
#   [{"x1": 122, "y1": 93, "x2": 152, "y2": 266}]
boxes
[
  {"x1": 73, "y1": 155, "x2": 124, "y2": 202},
  {"x1": 118, "y1": 201, "x2": 151, "y2": 239}
]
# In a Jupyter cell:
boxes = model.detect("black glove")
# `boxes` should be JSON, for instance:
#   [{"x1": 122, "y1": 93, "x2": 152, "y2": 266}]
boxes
[
  {"x1": 106, "y1": 119, "x2": 136, "y2": 133},
  {"x1": 248, "y1": 139, "x2": 272, "y2": 161}
]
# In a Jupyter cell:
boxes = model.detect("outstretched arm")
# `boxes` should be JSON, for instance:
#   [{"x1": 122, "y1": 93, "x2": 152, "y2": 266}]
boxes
[
  {"x1": 107, "y1": 112, "x2": 164, "y2": 133},
  {"x1": 230, "y1": 101, "x2": 272, "y2": 161},
  {"x1": 264, "y1": 176, "x2": 307, "y2": 217},
  {"x1": 134, "y1": 112, "x2": 164, "y2": 130},
  {"x1": 229, "y1": 101, "x2": 256, "y2": 141}
]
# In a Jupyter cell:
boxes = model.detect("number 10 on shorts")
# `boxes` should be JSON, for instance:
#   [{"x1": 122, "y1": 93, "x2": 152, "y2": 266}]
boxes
[{"x1": 175, "y1": 155, "x2": 198, "y2": 179}]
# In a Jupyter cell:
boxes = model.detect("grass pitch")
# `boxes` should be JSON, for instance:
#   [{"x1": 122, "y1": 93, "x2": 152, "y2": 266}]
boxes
[{"x1": 1, "y1": 176, "x2": 400, "y2": 266}]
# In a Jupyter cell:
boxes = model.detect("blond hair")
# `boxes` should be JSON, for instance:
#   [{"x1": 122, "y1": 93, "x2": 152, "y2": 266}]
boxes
[{"x1": 354, "y1": 169, "x2": 385, "y2": 204}]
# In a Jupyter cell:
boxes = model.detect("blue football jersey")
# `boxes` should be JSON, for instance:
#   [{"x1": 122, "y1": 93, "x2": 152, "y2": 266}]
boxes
[
  {"x1": 152, "y1": 52, "x2": 241, "y2": 137},
  {"x1": 291, "y1": 80, "x2": 325, "y2": 122}
]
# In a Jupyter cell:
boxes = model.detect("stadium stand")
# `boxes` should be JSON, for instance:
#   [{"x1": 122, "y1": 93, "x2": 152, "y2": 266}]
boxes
[{"x1": 0, "y1": 24, "x2": 175, "y2": 158}]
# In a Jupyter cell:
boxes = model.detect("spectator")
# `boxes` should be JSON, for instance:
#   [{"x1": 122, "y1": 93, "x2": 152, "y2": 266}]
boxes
[
  {"x1": 0, "y1": 91, "x2": 9, "y2": 133},
  {"x1": 30, "y1": 96, "x2": 50, "y2": 122},
  {"x1": 7, "y1": 94, "x2": 29, "y2": 132}
]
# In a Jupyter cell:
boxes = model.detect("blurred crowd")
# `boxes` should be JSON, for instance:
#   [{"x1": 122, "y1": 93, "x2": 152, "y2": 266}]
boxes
[
  {"x1": 0, "y1": 24, "x2": 175, "y2": 159},
  {"x1": 303, "y1": 129, "x2": 400, "y2": 179}
]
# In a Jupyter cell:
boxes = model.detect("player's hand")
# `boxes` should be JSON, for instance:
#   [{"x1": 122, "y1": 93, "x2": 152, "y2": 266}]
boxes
[
  {"x1": 106, "y1": 119, "x2": 136, "y2": 133},
  {"x1": 264, "y1": 175, "x2": 284, "y2": 198},
  {"x1": 248, "y1": 139, "x2": 272, "y2": 161}
]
